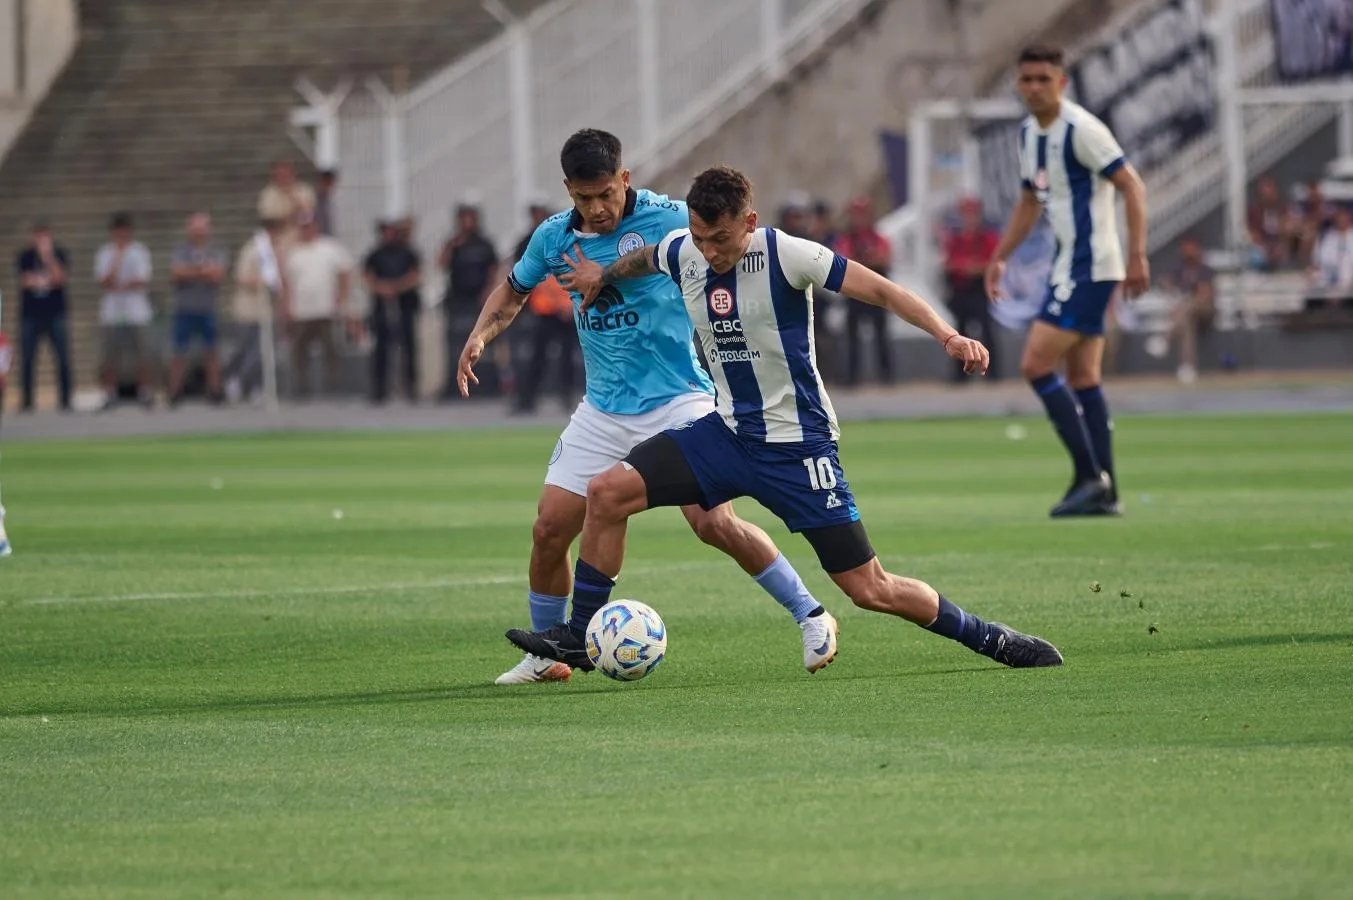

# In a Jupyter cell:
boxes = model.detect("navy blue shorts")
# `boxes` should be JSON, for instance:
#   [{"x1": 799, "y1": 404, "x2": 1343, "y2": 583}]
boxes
[
  {"x1": 172, "y1": 312, "x2": 218, "y2": 351},
  {"x1": 1037, "y1": 281, "x2": 1119, "y2": 336},
  {"x1": 664, "y1": 413, "x2": 861, "y2": 533}
]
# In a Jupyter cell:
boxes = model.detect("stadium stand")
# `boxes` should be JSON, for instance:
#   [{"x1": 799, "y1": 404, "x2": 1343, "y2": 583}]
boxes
[{"x1": 0, "y1": 0, "x2": 549, "y2": 406}]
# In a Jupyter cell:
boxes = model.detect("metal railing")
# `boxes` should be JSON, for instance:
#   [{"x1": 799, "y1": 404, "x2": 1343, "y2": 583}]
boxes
[{"x1": 317, "y1": 0, "x2": 874, "y2": 294}]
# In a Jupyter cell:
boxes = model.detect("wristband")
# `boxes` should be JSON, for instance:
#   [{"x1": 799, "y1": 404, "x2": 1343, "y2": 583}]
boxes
[{"x1": 943, "y1": 333, "x2": 961, "y2": 351}]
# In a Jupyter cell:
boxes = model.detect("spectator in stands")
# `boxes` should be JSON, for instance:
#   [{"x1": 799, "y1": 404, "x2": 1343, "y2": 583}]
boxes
[
  {"x1": 777, "y1": 192, "x2": 812, "y2": 238},
  {"x1": 805, "y1": 200, "x2": 844, "y2": 384},
  {"x1": 943, "y1": 197, "x2": 1001, "y2": 383},
  {"x1": 834, "y1": 196, "x2": 894, "y2": 386},
  {"x1": 1164, "y1": 236, "x2": 1216, "y2": 385},
  {"x1": 225, "y1": 219, "x2": 286, "y2": 404},
  {"x1": 1309, "y1": 203, "x2": 1353, "y2": 305},
  {"x1": 258, "y1": 160, "x2": 316, "y2": 244},
  {"x1": 512, "y1": 199, "x2": 577, "y2": 414},
  {"x1": 15, "y1": 222, "x2": 72, "y2": 411},
  {"x1": 810, "y1": 200, "x2": 838, "y2": 248},
  {"x1": 364, "y1": 218, "x2": 423, "y2": 404},
  {"x1": 95, "y1": 213, "x2": 155, "y2": 410},
  {"x1": 1247, "y1": 176, "x2": 1298, "y2": 270},
  {"x1": 437, "y1": 202, "x2": 499, "y2": 401},
  {"x1": 283, "y1": 214, "x2": 355, "y2": 400},
  {"x1": 315, "y1": 170, "x2": 338, "y2": 237},
  {"x1": 1297, "y1": 180, "x2": 1333, "y2": 266},
  {"x1": 167, "y1": 213, "x2": 228, "y2": 406}
]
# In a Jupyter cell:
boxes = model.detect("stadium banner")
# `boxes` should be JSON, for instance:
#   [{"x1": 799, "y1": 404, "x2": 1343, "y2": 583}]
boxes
[
  {"x1": 1069, "y1": 0, "x2": 1216, "y2": 174},
  {"x1": 1270, "y1": 0, "x2": 1353, "y2": 82}
]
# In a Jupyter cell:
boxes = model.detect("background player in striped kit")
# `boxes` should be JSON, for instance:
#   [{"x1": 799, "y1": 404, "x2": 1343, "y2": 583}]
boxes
[
  {"x1": 508, "y1": 166, "x2": 1063, "y2": 672},
  {"x1": 985, "y1": 44, "x2": 1150, "y2": 518}
]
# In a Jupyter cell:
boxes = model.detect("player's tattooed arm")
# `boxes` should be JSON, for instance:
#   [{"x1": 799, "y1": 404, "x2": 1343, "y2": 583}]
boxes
[
  {"x1": 601, "y1": 248, "x2": 659, "y2": 284},
  {"x1": 562, "y1": 243, "x2": 658, "y2": 310},
  {"x1": 468, "y1": 281, "x2": 529, "y2": 346},
  {"x1": 457, "y1": 281, "x2": 528, "y2": 398}
]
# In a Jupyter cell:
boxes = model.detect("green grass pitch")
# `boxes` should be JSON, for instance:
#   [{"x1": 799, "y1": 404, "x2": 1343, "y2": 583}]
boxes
[{"x1": 1, "y1": 412, "x2": 1350, "y2": 898}]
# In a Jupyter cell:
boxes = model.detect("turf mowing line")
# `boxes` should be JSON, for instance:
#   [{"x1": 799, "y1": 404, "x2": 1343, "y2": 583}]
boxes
[{"x1": 17, "y1": 561, "x2": 721, "y2": 607}]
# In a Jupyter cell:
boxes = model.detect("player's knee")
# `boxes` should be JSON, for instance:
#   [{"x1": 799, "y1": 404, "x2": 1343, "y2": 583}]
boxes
[
  {"x1": 586, "y1": 466, "x2": 641, "y2": 520},
  {"x1": 837, "y1": 568, "x2": 889, "y2": 612},
  {"x1": 1020, "y1": 356, "x2": 1054, "y2": 382},
  {"x1": 687, "y1": 508, "x2": 736, "y2": 549},
  {"x1": 531, "y1": 511, "x2": 574, "y2": 553}
]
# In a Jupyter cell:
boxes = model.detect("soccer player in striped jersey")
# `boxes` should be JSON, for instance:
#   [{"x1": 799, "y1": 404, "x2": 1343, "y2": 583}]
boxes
[
  {"x1": 985, "y1": 44, "x2": 1150, "y2": 517},
  {"x1": 458, "y1": 130, "x2": 839, "y2": 683},
  {"x1": 506, "y1": 166, "x2": 1063, "y2": 671}
]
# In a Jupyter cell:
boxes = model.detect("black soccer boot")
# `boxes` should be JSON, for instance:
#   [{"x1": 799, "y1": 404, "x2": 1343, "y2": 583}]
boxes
[
  {"x1": 988, "y1": 624, "x2": 1064, "y2": 668},
  {"x1": 505, "y1": 623, "x2": 595, "y2": 672},
  {"x1": 1050, "y1": 472, "x2": 1113, "y2": 517}
]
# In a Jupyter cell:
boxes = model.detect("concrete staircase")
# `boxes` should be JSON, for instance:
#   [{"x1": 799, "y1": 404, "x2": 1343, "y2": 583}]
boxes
[
  {"x1": 0, "y1": 0, "x2": 548, "y2": 406},
  {"x1": 649, "y1": 0, "x2": 1129, "y2": 214}
]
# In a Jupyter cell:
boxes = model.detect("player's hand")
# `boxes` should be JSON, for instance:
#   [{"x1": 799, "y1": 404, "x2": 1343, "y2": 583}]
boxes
[
  {"x1": 560, "y1": 244, "x2": 605, "y2": 310},
  {"x1": 944, "y1": 333, "x2": 990, "y2": 376},
  {"x1": 456, "y1": 336, "x2": 484, "y2": 397},
  {"x1": 1124, "y1": 252, "x2": 1150, "y2": 298},
  {"x1": 984, "y1": 258, "x2": 1007, "y2": 302}
]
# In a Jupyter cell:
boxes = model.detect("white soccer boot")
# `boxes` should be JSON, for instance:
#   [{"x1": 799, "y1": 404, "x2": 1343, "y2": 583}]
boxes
[
  {"x1": 800, "y1": 611, "x2": 839, "y2": 673},
  {"x1": 494, "y1": 653, "x2": 572, "y2": 685}
]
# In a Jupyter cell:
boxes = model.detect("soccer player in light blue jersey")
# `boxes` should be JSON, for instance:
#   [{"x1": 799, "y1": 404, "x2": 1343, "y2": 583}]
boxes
[
  {"x1": 457, "y1": 130, "x2": 837, "y2": 684},
  {"x1": 508, "y1": 166, "x2": 1063, "y2": 671}
]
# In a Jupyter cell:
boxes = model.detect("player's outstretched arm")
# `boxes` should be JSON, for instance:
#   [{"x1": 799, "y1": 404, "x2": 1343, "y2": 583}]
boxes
[
  {"x1": 561, "y1": 244, "x2": 658, "y2": 310},
  {"x1": 986, "y1": 190, "x2": 1043, "y2": 301},
  {"x1": 456, "y1": 280, "x2": 529, "y2": 397},
  {"x1": 839, "y1": 260, "x2": 989, "y2": 375},
  {"x1": 1110, "y1": 163, "x2": 1150, "y2": 296}
]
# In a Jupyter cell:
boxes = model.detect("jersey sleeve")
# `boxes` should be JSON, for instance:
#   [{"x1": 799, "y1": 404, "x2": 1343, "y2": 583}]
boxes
[
  {"x1": 776, "y1": 231, "x2": 847, "y2": 292},
  {"x1": 1074, "y1": 116, "x2": 1127, "y2": 178},
  {"x1": 652, "y1": 228, "x2": 689, "y2": 287},
  {"x1": 508, "y1": 221, "x2": 552, "y2": 295}
]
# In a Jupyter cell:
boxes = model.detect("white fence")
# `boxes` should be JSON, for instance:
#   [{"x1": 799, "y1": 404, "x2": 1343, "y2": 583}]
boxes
[{"x1": 306, "y1": 0, "x2": 873, "y2": 295}]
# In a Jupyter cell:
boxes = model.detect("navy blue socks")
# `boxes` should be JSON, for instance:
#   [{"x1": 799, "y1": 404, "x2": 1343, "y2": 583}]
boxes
[
  {"x1": 924, "y1": 595, "x2": 998, "y2": 657},
  {"x1": 1030, "y1": 373, "x2": 1101, "y2": 483},
  {"x1": 1075, "y1": 384, "x2": 1115, "y2": 491},
  {"x1": 567, "y1": 560, "x2": 615, "y2": 635}
]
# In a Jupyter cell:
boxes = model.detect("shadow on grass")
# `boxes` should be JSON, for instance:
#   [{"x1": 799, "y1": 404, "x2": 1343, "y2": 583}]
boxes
[{"x1": 1, "y1": 666, "x2": 1007, "y2": 720}]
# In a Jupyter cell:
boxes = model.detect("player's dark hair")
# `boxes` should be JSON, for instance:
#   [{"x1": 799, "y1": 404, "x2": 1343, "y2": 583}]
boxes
[
  {"x1": 687, "y1": 166, "x2": 753, "y2": 224},
  {"x1": 1019, "y1": 44, "x2": 1065, "y2": 67},
  {"x1": 560, "y1": 129, "x2": 623, "y2": 181}
]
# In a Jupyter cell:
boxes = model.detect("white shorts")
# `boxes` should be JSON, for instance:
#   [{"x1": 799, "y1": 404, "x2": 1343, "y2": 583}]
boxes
[{"x1": 544, "y1": 392, "x2": 716, "y2": 497}]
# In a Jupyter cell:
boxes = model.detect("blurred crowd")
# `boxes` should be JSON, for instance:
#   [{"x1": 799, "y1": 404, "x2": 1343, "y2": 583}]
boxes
[{"x1": 19, "y1": 161, "x2": 1349, "y2": 413}]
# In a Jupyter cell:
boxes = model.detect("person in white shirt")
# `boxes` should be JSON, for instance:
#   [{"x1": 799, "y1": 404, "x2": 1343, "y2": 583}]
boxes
[
  {"x1": 95, "y1": 213, "x2": 155, "y2": 409},
  {"x1": 1310, "y1": 204, "x2": 1353, "y2": 301},
  {"x1": 282, "y1": 214, "x2": 355, "y2": 399},
  {"x1": 985, "y1": 44, "x2": 1150, "y2": 518}
]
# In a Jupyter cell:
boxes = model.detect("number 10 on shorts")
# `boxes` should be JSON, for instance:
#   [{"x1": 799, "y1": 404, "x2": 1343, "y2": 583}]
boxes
[{"x1": 802, "y1": 457, "x2": 837, "y2": 491}]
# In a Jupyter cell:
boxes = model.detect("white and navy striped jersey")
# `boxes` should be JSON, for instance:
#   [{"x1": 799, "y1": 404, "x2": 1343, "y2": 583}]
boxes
[
  {"x1": 1018, "y1": 99, "x2": 1127, "y2": 289},
  {"x1": 652, "y1": 227, "x2": 846, "y2": 444}
]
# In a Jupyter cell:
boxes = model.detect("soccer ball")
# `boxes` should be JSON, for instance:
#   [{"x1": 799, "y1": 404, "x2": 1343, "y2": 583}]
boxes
[{"x1": 586, "y1": 600, "x2": 667, "y2": 682}]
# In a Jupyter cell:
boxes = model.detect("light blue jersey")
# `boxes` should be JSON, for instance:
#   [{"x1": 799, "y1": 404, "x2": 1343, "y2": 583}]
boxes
[{"x1": 508, "y1": 188, "x2": 714, "y2": 415}]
